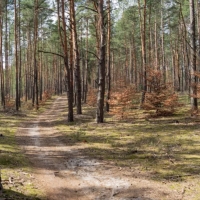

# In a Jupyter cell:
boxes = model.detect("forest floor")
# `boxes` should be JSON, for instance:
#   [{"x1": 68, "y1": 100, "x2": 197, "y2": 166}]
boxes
[{"x1": 1, "y1": 95, "x2": 200, "y2": 200}]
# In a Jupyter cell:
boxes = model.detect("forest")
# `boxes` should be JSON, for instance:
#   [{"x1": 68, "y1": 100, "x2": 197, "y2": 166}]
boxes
[
  {"x1": 0, "y1": 0, "x2": 198, "y2": 121},
  {"x1": 1, "y1": 0, "x2": 200, "y2": 199}
]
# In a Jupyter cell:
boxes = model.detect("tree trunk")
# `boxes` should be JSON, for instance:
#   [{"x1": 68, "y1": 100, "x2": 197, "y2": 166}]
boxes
[
  {"x1": 161, "y1": 0, "x2": 166, "y2": 83},
  {"x1": 5, "y1": 0, "x2": 9, "y2": 99},
  {"x1": 189, "y1": 0, "x2": 198, "y2": 111},
  {"x1": 154, "y1": 17, "x2": 158, "y2": 70},
  {"x1": 33, "y1": 0, "x2": 39, "y2": 109},
  {"x1": 14, "y1": 0, "x2": 19, "y2": 111},
  {"x1": 0, "y1": 1, "x2": 5, "y2": 109},
  {"x1": 58, "y1": 0, "x2": 74, "y2": 122},
  {"x1": 106, "y1": 0, "x2": 111, "y2": 112},
  {"x1": 70, "y1": 0, "x2": 82, "y2": 114},
  {"x1": 18, "y1": 0, "x2": 22, "y2": 108},
  {"x1": 96, "y1": 0, "x2": 106, "y2": 123},
  {"x1": 138, "y1": 0, "x2": 147, "y2": 105},
  {"x1": 83, "y1": 18, "x2": 89, "y2": 103}
]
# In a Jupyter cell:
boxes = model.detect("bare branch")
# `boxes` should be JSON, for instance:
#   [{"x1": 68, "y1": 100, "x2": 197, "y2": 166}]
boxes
[
  {"x1": 84, "y1": 48, "x2": 99, "y2": 60},
  {"x1": 79, "y1": 5, "x2": 97, "y2": 13},
  {"x1": 38, "y1": 50, "x2": 64, "y2": 58}
]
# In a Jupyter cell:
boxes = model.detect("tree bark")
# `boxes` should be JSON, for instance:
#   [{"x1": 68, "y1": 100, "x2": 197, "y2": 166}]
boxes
[
  {"x1": 83, "y1": 18, "x2": 89, "y2": 103},
  {"x1": 138, "y1": 0, "x2": 147, "y2": 105},
  {"x1": 14, "y1": 0, "x2": 19, "y2": 111},
  {"x1": 0, "y1": 0, "x2": 5, "y2": 109},
  {"x1": 57, "y1": 0, "x2": 74, "y2": 122},
  {"x1": 106, "y1": 0, "x2": 111, "y2": 112},
  {"x1": 70, "y1": 0, "x2": 82, "y2": 114},
  {"x1": 96, "y1": 0, "x2": 106, "y2": 123},
  {"x1": 161, "y1": 0, "x2": 166, "y2": 83},
  {"x1": 5, "y1": 0, "x2": 9, "y2": 99},
  {"x1": 33, "y1": 0, "x2": 39, "y2": 109},
  {"x1": 189, "y1": 0, "x2": 198, "y2": 111},
  {"x1": 18, "y1": 0, "x2": 22, "y2": 108}
]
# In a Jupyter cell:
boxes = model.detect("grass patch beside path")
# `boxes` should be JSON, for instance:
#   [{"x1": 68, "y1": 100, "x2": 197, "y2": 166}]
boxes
[
  {"x1": 0, "y1": 112, "x2": 42, "y2": 199},
  {"x1": 56, "y1": 101, "x2": 200, "y2": 199},
  {"x1": 0, "y1": 97, "x2": 57, "y2": 200}
]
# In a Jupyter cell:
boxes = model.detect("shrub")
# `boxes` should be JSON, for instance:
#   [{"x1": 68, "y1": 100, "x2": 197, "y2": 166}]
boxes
[
  {"x1": 142, "y1": 69, "x2": 179, "y2": 116},
  {"x1": 108, "y1": 82, "x2": 136, "y2": 119},
  {"x1": 87, "y1": 87, "x2": 98, "y2": 107}
]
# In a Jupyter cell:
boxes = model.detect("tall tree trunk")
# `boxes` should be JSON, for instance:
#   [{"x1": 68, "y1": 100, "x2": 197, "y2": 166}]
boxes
[
  {"x1": 106, "y1": 0, "x2": 111, "y2": 112},
  {"x1": 70, "y1": 0, "x2": 82, "y2": 114},
  {"x1": 138, "y1": 0, "x2": 147, "y2": 105},
  {"x1": 26, "y1": 28, "x2": 31, "y2": 101},
  {"x1": 129, "y1": 44, "x2": 133, "y2": 83},
  {"x1": 58, "y1": 0, "x2": 74, "y2": 122},
  {"x1": 83, "y1": 18, "x2": 89, "y2": 103},
  {"x1": 96, "y1": 0, "x2": 106, "y2": 123},
  {"x1": 0, "y1": 0, "x2": 5, "y2": 109},
  {"x1": 154, "y1": 17, "x2": 158, "y2": 70},
  {"x1": 39, "y1": 21, "x2": 43, "y2": 101},
  {"x1": 132, "y1": 21, "x2": 138, "y2": 90},
  {"x1": 148, "y1": 3, "x2": 152, "y2": 69},
  {"x1": 39, "y1": 52, "x2": 43, "y2": 101},
  {"x1": 197, "y1": 0, "x2": 200, "y2": 73},
  {"x1": 33, "y1": 0, "x2": 39, "y2": 109},
  {"x1": 161, "y1": 0, "x2": 166, "y2": 83},
  {"x1": 14, "y1": 0, "x2": 19, "y2": 111},
  {"x1": 93, "y1": 1, "x2": 100, "y2": 89},
  {"x1": 5, "y1": 0, "x2": 9, "y2": 99},
  {"x1": 18, "y1": 0, "x2": 22, "y2": 107},
  {"x1": 190, "y1": 0, "x2": 198, "y2": 111}
]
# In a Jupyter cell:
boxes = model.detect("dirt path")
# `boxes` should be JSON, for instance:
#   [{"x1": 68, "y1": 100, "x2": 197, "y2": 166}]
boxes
[{"x1": 17, "y1": 96, "x2": 182, "y2": 200}]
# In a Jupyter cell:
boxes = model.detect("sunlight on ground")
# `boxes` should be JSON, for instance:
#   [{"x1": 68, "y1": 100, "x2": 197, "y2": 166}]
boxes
[
  {"x1": 55, "y1": 96, "x2": 200, "y2": 198},
  {"x1": 1, "y1": 94, "x2": 200, "y2": 199}
]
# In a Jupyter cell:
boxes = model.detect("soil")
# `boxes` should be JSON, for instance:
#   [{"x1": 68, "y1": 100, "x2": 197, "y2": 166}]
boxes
[{"x1": 17, "y1": 96, "x2": 183, "y2": 200}]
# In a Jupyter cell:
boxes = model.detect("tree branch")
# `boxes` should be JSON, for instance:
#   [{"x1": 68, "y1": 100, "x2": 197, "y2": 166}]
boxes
[
  {"x1": 84, "y1": 49, "x2": 99, "y2": 60},
  {"x1": 38, "y1": 50, "x2": 64, "y2": 58},
  {"x1": 79, "y1": 5, "x2": 97, "y2": 13}
]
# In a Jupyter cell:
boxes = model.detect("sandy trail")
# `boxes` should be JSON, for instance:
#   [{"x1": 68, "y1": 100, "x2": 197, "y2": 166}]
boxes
[{"x1": 17, "y1": 96, "x2": 181, "y2": 200}]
